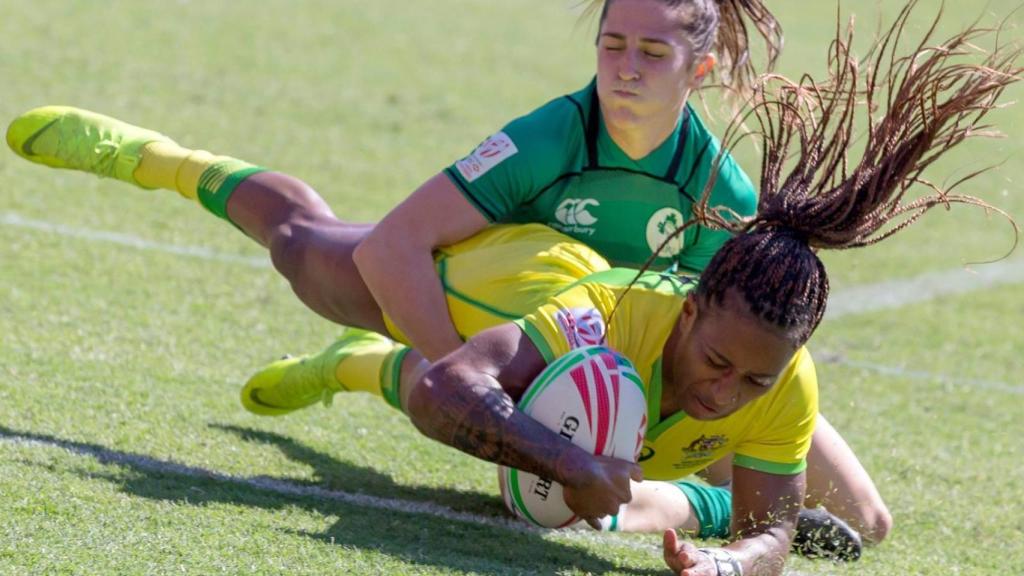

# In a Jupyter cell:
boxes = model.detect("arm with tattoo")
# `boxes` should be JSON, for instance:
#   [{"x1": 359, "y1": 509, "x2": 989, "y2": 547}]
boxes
[
  {"x1": 406, "y1": 323, "x2": 639, "y2": 519},
  {"x1": 407, "y1": 323, "x2": 587, "y2": 483}
]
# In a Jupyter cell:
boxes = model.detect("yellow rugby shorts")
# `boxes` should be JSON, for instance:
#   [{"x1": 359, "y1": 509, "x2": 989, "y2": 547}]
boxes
[{"x1": 382, "y1": 224, "x2": 610, "y2": 343}]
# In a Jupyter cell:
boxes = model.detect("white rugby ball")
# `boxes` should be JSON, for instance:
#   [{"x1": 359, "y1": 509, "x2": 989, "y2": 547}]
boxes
[{"x1": 498, "y1": 345, "x2": 647, "y2": 528}]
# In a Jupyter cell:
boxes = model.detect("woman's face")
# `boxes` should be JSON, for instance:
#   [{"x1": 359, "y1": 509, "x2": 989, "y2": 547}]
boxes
[
  {"x1": 666, "y1": 291, "x2": 797, "y2": 421},
  {"x1": 596, "y1": 0, "x2": 706, "y2": 130}
]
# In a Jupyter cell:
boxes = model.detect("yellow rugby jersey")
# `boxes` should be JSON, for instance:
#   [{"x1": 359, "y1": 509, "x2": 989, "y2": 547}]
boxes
[{"x1": 514, "y1": 268, "x2": 819, "y2": 480}]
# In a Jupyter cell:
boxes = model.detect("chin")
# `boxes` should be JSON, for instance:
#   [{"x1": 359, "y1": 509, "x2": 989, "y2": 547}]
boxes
[
  {"x1": 684, "y1": 397, "x2": 729, "y2": 421},
  {"x1": 603, "y1": 105, "x2": 643, "y2": 129}
]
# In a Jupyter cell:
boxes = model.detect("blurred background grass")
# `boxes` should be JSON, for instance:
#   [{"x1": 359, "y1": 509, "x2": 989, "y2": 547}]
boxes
[{"x1": 1, "y1": 1, "x2": 1021, "y2": 574}]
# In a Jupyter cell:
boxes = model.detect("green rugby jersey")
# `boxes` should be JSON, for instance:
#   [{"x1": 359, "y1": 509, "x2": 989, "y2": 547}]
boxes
[{"x1": 444, "y1": 80, "x2": 757, "y2": 272}]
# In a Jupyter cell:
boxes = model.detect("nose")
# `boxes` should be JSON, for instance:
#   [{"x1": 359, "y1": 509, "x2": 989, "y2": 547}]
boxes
[
  {"x1": 708, "y1": 371, "x2": 740, "y2": 407},
  {"x1": 618, "y1": 49, "x2": 640, "y2": 81}
]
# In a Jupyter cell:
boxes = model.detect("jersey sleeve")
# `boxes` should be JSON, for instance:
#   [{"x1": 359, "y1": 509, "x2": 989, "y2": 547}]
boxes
[
  {"x1": 512, "y1": 283, "x2": 609, "y2": 364},
  {"x1": 443, "y1": 96, "x2": 584, "y2": 223},
  {"x1": 732, "y1": 347, "x2": 819, "y2": 475},
  {"x1": 676, "y1": 111, "x2": 758, "y2": 274}
]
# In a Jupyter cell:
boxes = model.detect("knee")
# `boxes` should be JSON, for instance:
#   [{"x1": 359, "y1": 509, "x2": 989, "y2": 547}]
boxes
[
  {"x1": 268, "y1": 221, "x2": 316, "y2": 283},
  {"x1": 858, "y1": 502, "x2": 893, "y2": 544},
  {"x1": 860, "y1": 506, "x2": 892, "y2": 541}
]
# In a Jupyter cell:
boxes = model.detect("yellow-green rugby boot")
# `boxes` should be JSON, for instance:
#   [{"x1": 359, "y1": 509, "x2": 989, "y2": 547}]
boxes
[
  {"x1": 6, "y1": 106, "x2": 172, "y2": 187},
  {"x1": 242, "y1": 329, "x2": 393, "y2": 416}
]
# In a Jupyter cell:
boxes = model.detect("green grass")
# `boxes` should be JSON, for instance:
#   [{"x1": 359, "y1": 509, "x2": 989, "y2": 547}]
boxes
[{"x1": 1, "y1": 1, "x2": 1022, "y2": 574}]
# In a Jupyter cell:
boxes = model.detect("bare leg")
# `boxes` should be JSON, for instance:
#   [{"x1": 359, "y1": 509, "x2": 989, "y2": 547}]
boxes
[
  {"x1": 224, "y1": 171, "x2": 388, "y2": 333},
  {"x1": 617, "y1": 480, "x2": 701, "y2": 533}
]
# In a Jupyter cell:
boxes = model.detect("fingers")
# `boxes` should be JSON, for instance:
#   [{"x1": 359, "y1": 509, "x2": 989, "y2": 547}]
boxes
[
  {"x1": 629, "y1": 463, "x2": 644, "y2": 483},
  {"x1": 585, "y1": 517, "x2": 602, "y2": 531},
  {"x1": 663, "y1": 529, "x2": 679, "y2": 555},
  {"x1": 663, "y1": 530, "x2": 700, "y2": 573}
]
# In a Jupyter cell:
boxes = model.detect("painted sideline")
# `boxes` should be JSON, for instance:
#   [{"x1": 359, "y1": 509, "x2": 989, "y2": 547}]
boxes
[
  {"x1": 0, "y1": 427, "x2": 818, "y2": 575},
  {"x1": 5, "y1": 211, "x2": 1023, "y2": 317},
  {"x1": 819, "y1": 356, "x2": 1024, "y2": 395},
  {"x1": 4, "y1": 211, "x2": 1021, "y2": 395},
  {"x1": 0, "y1": 428, "x2": 637, "y2": 548},
  {"x1": 0, "y1": 212, "x2": 269, "y2": 268},
  {"x1": 825, "y1": 258, "x2": 1024, "y2": 320}
]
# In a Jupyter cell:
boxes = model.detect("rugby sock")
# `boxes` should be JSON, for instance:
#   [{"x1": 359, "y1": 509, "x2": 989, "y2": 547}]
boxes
[
  {"x1": 598, "y1": 505, "x2": 628, "y2": 532},
  {"x1": 674, "y1": 481, "x2": 732, "y2": 538},
  {"x1": 133, "y1": 141, "x2": 266, "y2": 223},
  {"x1": 333, "y1": 338, "x2": 401, "y2": 398},
  {"x1": 379, "y1": 346, "x2": 412, "y2": 412}
]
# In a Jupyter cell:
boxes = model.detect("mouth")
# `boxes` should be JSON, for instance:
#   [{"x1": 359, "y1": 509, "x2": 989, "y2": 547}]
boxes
[
  {"x1": 612, "y1": 88, "x2": 639, "y2": 98},
  {"x1": 694, "y1": 395, "x2": 720, "y2": 417}
]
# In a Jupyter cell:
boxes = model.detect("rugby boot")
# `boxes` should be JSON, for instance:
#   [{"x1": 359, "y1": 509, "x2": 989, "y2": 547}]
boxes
[
  {"x1": 241, "y1": 329, "x2": 392, "y2": 416},
  {"x1": 792, "y1": 507, "x2": 863, "y2": 562},
  {"x1": 7, "y1": 106, "x2": 172, "y2": 187}
]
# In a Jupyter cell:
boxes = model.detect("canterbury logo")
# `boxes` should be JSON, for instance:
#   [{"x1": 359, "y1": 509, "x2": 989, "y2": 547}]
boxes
[{"x1": 554, "y1": 198, "x2": 599, "y2": 226}]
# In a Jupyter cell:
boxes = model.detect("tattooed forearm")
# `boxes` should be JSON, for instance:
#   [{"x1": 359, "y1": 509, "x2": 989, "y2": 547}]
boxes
[
  {"x1": 443, "y1": 381, "x2": 514, "y2": 458},
  {"x1": 412, "y1": 363, "x2": 582, "y2": 485}
]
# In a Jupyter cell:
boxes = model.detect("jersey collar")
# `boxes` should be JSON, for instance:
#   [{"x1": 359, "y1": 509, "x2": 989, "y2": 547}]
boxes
[{"x1": 583, "y1": 78, "x2": 692, "y2": 183}]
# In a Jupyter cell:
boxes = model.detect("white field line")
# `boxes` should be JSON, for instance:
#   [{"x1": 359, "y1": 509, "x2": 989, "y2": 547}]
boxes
[
  {"x1": 1, "y1": 429, "x2": 819, "y2": 576},
  {"x1": 825, "y1": 258, "x2": 1024, "y2": 320},
  {"x1": 5, "y1": 210, "x2": 1022, "y2": 314},
  {"x1": 0, "y1": 429, "x2": 639, "y2": 548},
  {"x1": 3, "y1": 211, "x2": 1021, "y2": 397},
  {"x1": 818, "y1": 356, "x2": 1024, "y2": 395},
  {"x1": 0, "y1": 212, "x2": 269, "y2": 268}
]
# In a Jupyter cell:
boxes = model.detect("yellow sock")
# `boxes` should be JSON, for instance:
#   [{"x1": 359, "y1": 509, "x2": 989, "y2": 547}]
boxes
[
  {"x1": 334, "y1": 343, "x2": 411, "y2": 412},
  {"x1": 335, "y1": 340, "x2": 399, "y2": 396},
  {"x1": 134, "y1": 142, "x2": 221, "y2": 200},
  {"x1": 134, "y1": 142, "x2": 266, "y2": 223}
]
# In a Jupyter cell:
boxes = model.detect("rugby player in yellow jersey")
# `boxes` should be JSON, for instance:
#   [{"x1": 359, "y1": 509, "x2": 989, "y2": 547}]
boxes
[
  {"x1": 7, "y1": 7, "x2": 1019, "y2": 574},
  {"x1": 13, "y1": 0, "x2": 889, "y2": 555}
]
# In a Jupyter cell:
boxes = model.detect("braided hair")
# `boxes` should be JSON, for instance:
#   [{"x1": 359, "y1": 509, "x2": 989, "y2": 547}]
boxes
[{"x1": 616, "y1": 1, "x2": 1021, "y2": 346}]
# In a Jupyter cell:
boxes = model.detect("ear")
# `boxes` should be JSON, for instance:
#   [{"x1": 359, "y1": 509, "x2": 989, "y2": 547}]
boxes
[
  {"x1": 692, "y1": 53, "x2": 716, "y2": 83},
  {"x1": 680, "y1": 293, "x2": 700, "y2": 332}
]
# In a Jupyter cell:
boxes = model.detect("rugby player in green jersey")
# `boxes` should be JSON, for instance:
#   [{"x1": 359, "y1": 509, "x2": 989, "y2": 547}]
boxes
[
  {"x1": 317, "y1": 0, "x2": 884, "y2": 554},
  {"x1": 356, "y1": 0, "x2": 773, "y2": 361}
]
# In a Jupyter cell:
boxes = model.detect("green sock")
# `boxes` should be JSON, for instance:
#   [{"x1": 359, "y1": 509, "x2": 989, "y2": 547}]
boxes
[
  {"x1": 196, "y1": 159, "x2": 267, "y2": 224},
  {"x1": 379, "y1": 346, "x2": 412, "y2": 413},
  {"x1": 674, "y1": 481, "x2": 733, "y2": 539}
]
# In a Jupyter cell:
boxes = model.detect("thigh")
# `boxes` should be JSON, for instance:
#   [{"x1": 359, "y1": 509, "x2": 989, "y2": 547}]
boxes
[{"x1": 270, "y1": 216, "x2": 388, "y2": 333}]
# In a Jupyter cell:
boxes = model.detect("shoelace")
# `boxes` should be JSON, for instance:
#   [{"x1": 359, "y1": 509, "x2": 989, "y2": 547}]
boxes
[
  {"x1": 90, "y1": 140, "x2": 120, "y2": 177},
  {"x1": 280, "y1": 358, "x2": 336, "y2": 408},
  {"x1": 49, "y1": 116, "x2": 118, "y2": 177}
]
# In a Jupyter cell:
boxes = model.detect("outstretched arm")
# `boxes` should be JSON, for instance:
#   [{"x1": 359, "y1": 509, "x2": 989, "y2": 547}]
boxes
[
  {"x1": 664, "y1": 466, "x2": 804, "y2": 575},
  {"x1": 406, "y1": 323, "x2": 641, "y2": 521}
]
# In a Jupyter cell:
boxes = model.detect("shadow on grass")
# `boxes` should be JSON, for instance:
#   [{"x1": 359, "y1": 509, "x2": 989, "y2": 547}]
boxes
[
  {"x1": 1, "y1": 424, "x2": 665, "y2": 576},
  {"x1": 209, "y1": 423, "x2": 508, "y2": 518}
]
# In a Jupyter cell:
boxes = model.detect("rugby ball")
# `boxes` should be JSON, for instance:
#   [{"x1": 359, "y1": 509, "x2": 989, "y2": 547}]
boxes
[{"x1": 498, "y1": 345, "x2": 647, "y2": 528}]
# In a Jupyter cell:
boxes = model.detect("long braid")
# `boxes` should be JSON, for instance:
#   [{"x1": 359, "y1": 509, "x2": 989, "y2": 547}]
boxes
[
  {"x1": 606, "y1": 2, "x2": 1020, "y2": 345},
  {"x1": 694, "y1": 0, "x2": 1021, "y2": 344}
]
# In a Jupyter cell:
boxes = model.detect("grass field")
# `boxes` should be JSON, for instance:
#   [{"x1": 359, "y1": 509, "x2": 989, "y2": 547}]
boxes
[{"x1": 1, "y1": 1, "x2": 1022, "y2": 574}]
